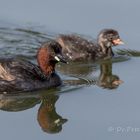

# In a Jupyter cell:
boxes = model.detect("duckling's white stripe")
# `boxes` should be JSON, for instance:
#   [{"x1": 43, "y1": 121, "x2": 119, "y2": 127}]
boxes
[{"x1": 0, "y1": 64, "x2": 15, "y2": 81}]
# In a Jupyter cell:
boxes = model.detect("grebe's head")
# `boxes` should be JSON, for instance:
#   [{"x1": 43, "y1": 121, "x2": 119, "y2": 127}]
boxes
[
  {"x1": 47, "y1": 41, "x2": 67, "y2": 64},
  {"x1": 37, "y1": 41, "x2": 67, "y2": 75},
  {"x1": 38, "y1": 41, "x2": 67, "y2": 65},
  {"x1": 98, "y1": 29, "x2": 124, "y2": 48}
]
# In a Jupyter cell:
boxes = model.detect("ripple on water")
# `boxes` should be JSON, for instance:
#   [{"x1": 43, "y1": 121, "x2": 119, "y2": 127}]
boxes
[{"x1": 0, "y1": 27, "x2": 54, "y2": 59}]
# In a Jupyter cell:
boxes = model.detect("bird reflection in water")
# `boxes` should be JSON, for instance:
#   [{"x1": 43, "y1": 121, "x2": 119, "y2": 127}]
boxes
[
  {"x1": 60, "y1": 60, "x2": 123, "y2": 89},
  {"x1": 0, "y1": 60, "x2": 124, "y2": 135},
  {"x1": 0, "y1": 90, "x2": 67, "y2": 134},
  {"x1": 37, "y1": 94, "x2": 67, "y2": 134},
  {"x1": 97, "y1": 61, "x2": 123, "y2": 89}
]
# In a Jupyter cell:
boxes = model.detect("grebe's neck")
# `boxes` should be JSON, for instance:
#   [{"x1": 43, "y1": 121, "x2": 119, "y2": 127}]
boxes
[
  {"x1": 37, "y1": 47, "x2": 55, "y2": 76},
  {"x1": 98, "y1": 41, "x2": 114, "y2": 57},
  {"x1": 98, "y1": 42, "x2": 107, "y2": 54}
]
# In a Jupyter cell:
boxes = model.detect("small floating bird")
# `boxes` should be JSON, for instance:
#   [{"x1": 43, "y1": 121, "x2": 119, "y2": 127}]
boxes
[
  {"x1": 56, "y1": 29, "x2": 124, "y2": 61},
  {"x1": 0, "y1": 41, "x2": 67, "y2": 93}
]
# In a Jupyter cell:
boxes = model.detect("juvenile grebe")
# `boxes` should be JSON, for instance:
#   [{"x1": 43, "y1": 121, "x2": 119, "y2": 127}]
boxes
[
  {"x1": 57, "y1": 29, "x2": 124, "y2": 61},
  {"x1": 0, "y1": 41, "x2": 66, "y2": 93}
]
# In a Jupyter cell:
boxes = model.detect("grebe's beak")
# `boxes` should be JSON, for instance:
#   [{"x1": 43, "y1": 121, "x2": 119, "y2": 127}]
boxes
[
  {"x1": 112, "y1": 38, "x2": 124, "y2": 46},
  {"x1": 112, "y1": 79, "x2": 123, "y2": 85},
  {"x1": 54, "y1": 55, "x2": 68, "y2": 64}
]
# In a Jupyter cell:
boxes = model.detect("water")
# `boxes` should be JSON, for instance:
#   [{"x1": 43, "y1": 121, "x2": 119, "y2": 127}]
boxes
[{"x1": 0, "y1": 0, "x2": 140, "y2": 139}]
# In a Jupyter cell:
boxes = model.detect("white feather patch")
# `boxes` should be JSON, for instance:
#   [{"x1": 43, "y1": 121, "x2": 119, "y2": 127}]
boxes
[
  {"x1": 0, "y1": 64, "x2": 15, "y2": 81},
  {"x1": 54, "y1": 56, "x2": 60, "y2": 61}
]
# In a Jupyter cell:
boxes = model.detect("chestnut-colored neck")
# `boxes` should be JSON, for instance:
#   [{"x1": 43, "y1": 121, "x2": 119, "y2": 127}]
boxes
[
  {"x1": 37, "y1": 100, "x2": 54, "y2": 132},
  {"x1": 37, "y1": 47, "x2": 55, "y2": 76}
]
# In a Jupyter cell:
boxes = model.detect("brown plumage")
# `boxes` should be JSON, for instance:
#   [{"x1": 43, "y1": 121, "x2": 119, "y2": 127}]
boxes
[
  {"x1": 57, "y1": 29, "x2": 124, "y2": 61},
  {"x1": 0, "y1": 41, "x2": 66, "y2": 93}
]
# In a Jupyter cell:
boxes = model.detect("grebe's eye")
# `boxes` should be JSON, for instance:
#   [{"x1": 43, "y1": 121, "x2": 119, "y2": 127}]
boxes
[{"x1": 53, "y1": 45, "x2": 61, "y2": 54}]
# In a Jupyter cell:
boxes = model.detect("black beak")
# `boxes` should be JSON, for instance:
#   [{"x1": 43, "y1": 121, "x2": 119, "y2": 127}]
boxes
[{"x1": 54, "y1": 54, "x2": 68, "y2": 64}]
